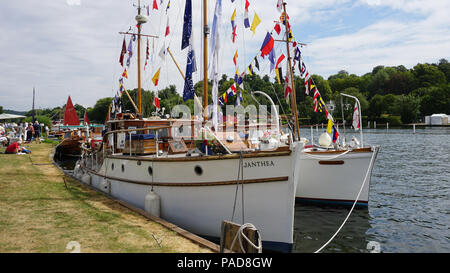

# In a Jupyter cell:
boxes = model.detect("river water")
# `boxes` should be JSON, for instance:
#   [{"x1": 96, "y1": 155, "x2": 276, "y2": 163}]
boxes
[{"x1": 292, "y1": 127, "x2": 450, "y2": 253}]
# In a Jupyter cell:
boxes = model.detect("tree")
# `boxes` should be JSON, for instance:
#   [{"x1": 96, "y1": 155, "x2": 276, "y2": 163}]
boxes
[
  {"x1": 437, "y1": 58, "x2": 450, "y2": 83},
  {"x1": 88, "y1": 97, "x2": 113, "y2": 124},
  {"x1": 413, "y1": 63, "x2": 446, "y2": 88},
  {"x1": 0, "y1": 106, "x2": 3, "y2": 114},
  {"x1": 419, "y1": 84, "x2": 450, "y2": 116},
  {"x1": 394, "y1": 94, "x2": 420, "y2": 124}
]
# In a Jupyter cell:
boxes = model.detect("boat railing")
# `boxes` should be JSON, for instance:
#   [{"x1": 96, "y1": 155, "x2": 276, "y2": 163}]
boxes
[{"x1": 340, "y1": 93, "x2": 364, "y2": 147}]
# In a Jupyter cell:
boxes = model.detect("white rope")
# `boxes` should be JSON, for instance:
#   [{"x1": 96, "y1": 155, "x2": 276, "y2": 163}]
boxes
[
  {"x1": 301, "y1": 149, "x2": 351, "y2": 161},
  {"x1": 314, "y1": 146, "x2": 378, "y2": 253},
  {"x1": 229, "y1": 223, "x2": 263, "y2": 253}
]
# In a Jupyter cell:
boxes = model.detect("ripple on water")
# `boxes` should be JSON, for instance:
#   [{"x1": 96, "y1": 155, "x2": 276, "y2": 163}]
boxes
[{"x1": 293, "y1": 128, "x2": 450, "y2": 253}]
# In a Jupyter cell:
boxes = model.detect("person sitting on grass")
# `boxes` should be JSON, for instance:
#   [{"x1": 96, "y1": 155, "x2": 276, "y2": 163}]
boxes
[
  {"x1": 4, "y1": 140, "x2": 31, "y2": 154},
  {"x1": 0, "y1": 135, "x2": 8, "y2": 147}
]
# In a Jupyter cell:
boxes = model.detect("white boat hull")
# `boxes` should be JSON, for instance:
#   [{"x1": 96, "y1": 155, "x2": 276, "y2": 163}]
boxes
[
  {"x1": 296, "y1": 146, "x2": 379, "y2": 207},
  {"x1": 75, "y1": 145, "x2": 301, "y2": 252}
]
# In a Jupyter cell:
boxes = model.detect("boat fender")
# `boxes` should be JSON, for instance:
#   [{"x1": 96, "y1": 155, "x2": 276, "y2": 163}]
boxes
[
  {"x1": 144, "y1": 191, "x2": 161, "y2": 218},
  {"x1": 100, "y1": 179, "x2": 109, "y2": 193},
  {"x1": 81, "y1": 173, "x2": 91, "y2": 185},
  {"x1": 319, "y1": 132, "x2": 332, "y2": 148},
  {"x1": 73, "y1": 164, "x2": 81, "y2": 178}
]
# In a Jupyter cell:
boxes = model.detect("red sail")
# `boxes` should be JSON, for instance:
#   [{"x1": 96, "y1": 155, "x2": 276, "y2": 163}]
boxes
[{"x1": 63, "y1": 96, "x2": 80, "y2": 126}]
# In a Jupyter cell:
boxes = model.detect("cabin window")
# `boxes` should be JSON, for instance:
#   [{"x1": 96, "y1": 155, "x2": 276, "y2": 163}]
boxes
[
  {"x1": 111, "y1": 163, "x2": 114, "y2": 171},
  {"x1": 121, "y1": 164, "x2": 125, "y2": 173},
  {"x1": 194, "y1": 166, "x2": 203, "y2": 176},
  {"x1": 148, "y1": 166, "x2": 153, "y2": 176},
  {"x1": 137, "y1": 160, "x2": 142, "y2": 166}
]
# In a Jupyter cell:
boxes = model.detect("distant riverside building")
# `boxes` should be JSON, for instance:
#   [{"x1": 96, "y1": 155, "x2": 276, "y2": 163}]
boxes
[{"x1": 424, "y1": 114, "x2": 449, "y2": 125}]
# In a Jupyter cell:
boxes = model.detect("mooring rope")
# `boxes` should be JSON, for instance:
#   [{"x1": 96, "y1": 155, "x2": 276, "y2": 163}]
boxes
[
  {"x1": 229, "y1": 223, "x2": 263, "y2": 253},
  {"x1": 314, "y1": 147, "x2": 378, "y2": 253}
]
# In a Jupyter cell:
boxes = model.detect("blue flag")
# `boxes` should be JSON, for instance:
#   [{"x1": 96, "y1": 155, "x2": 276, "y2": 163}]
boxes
[
  {"x1": 244, "y1": 11, "x2": 250, "y2": 28},
  {"x1": 181, "y1": 0, "x2": 192, "y2": 50},
  {"x1": 183, "y1": 47, "x2": 195, "y2": 101},
  {"x1": 269, "y1": 49, "x2": 275, "y2": 72}
]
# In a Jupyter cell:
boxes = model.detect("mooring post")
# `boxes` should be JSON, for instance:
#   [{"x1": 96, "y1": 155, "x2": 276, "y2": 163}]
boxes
[
  {"x1": 368, "y1": 121, "x2": 370, "y2": 129},
  {"x1": 310, "y1": 126, "x2": 314, "y2": 146},
  {"x1": 413, "y1": 124, "x2": 416, "y2": 134}
]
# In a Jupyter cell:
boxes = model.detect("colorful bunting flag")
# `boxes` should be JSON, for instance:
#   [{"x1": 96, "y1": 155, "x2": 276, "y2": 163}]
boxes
[
  {"x1": 165, "y1": 17, "x2": 170, "y2": 36},
  {"x1": 274, "y1": 23, "x2": 281, "y2": 35},
  {"x1": 250, "y1": 12, "x2": 261, "y2": 35},
  {"x1": 152, "y1": 68, "x2": 161, "y2": 86},
  {"x1": 233, "y1": 50, "x2": 238, "y2": 66},
  {"x1": 236, "y1": 91, "x2": 243, "y2": 106},
  {"x1": 119, "y1": 38, "x2": 126, "y2": 67},
  {"x1": 275, "y1": 67, "x2": 282, "y2": 84},
  {"x1": 332, "y1": 125, "x2": 339, "y2": 143},
  {"x1": 166, "y1": 0, "x2": 171, "y2": 13},
  {"x1": 245, "y1": 0, "x2": 250, "y2": 11},
  {"x1": 248, "y1": 63, "x2": 253, "y2": 75},
  {"x1": 126, "y1": 38, "x2": 133, "y2": 67},
  {"x1": 244, "y1": 11, "x2": 250, "y2": 28},
  {"x1": 254, "y1": 56, "x2": 260, "y2": 70},
  {"x1": 353, "y1": 102, "x2": 360, "y2": 131},
  {"x1": 144, "y1": 38, "x2": 150, "y2": 70},
  {"x1": 327, "y1": 119, "x2": 333, "y2": 134},
  {"x1": 260, "y1": 32, "x2": 274, "y2": 58},
  {"x1": 284, "y1": 76, "x2": 292, "y2": 101},
  {"x1": 269, "y1": 49, "x2": 275, "y2": 72},
  {"x1": 154, "y1": 96, "x2": 161, "y2": 110},
  {"x1": 122, "y1": 68, "x2": 128, "y2": 79},
  {"x1": 231, "y1": 84, "x2": 237, "y2": 95},
  {"x1": 277, "y1": 0, "x2": 283, "y2": 12},
  {"x1": 153, "y1": 0, "x2": 158, "y2": 10},
  {"x1": 231, "y1": 8, "x2": 236, "y2": 29},
  {"x1": 275, "y1": 53, "x2": 285, "y2": 69}
]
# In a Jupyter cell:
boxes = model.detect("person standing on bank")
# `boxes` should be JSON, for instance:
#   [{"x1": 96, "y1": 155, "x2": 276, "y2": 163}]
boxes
[
  {"x1": 26, "y1": 123, "x2": 34, "y2": 143},
  {"x1": 33, "y1": 121, "x2": 41, "y2": 144}
]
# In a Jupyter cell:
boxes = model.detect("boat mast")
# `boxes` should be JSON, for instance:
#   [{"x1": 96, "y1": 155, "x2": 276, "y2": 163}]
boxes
[
  {"x1": 32, "y1": 87, "x2": 35, "y2": 123},
  {"x1": 137, "y1": 0, "x2": 142, "y2": 117},
  {"x1": 282, "y1": 2, "x2": 300, "y2": 141},
  {"x1": 202, "y1": 0, "x2": 209, "y2": 121}
]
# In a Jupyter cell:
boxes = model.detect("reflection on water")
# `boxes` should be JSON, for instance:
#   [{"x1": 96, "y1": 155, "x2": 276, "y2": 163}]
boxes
[
  {"x1": 55, "y1": 157, "x2": 78, "y2": 170},
  {"x1": 293, "y1": 127, "x2": 450, "y2": 253},
  {"x1": 293, "y1": 205, "x2": 373, "y2": 253}
]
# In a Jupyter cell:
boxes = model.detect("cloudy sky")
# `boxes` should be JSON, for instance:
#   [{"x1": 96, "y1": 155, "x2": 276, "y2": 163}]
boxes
[{"x1": 0, "y1": 0, "x2": 449, "y2": 111}]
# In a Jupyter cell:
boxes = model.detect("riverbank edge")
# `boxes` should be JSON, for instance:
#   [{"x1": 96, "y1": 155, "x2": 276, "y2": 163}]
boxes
[{"x1": 52, "y1": 148, "x2": 220, "y2": 253}]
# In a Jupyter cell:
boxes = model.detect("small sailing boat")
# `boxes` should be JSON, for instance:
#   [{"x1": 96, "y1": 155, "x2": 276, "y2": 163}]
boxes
[
  {"x1": 55, "y1": 96, "x2": 83, "y2": 158},
  {"x1": 295, "y1": 94, "x2": 380, "y2": 207},
  {"x1": 74, "y1": 0, "x2": 303, "y2": 252},
  {"x1": 55, "y1": 96, "x2": 104, "y2": 158}
]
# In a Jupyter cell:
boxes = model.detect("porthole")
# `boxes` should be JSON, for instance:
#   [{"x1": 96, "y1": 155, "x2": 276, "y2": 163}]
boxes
[
  {"x1": 137, "y1": 160, "x2": 142, "y2": 166},
  {"x1": 111, "y1": 163, "x2": 114, "y2": 171},
  {"x1": 194, "y1": 165, "x2": 203, "y2": 176},
  {"x1": 121, "y1": 164, "x2": 125, "y2": 172},
  {"x1": 148, "y1": 166, "x2": 153, "y2": 176}
]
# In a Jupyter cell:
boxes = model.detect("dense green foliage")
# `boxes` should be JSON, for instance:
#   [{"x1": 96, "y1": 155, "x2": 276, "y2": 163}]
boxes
[{"x1": 11, "y1": 59, "x2": 450, "y2": 125}]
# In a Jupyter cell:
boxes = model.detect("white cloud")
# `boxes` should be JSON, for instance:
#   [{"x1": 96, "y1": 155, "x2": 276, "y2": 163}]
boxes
[{"x1": 0, "y1": 0, "x2": 449, "y2": 111}]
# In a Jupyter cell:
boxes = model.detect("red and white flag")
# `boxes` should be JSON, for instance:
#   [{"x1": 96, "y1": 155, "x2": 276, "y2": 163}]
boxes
[
  {"x1": 277, "y1": 0, "x2": 283, "y2": 12},
  {"x1": 154, "y1": 95, "x2": 161, "y2": 110},
  {"x1": 352, "y1": 102, "x2": 360, "y2": 131},
  {"x1": 165, "y1": 17, "x2": 170, "y2": 37}
]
